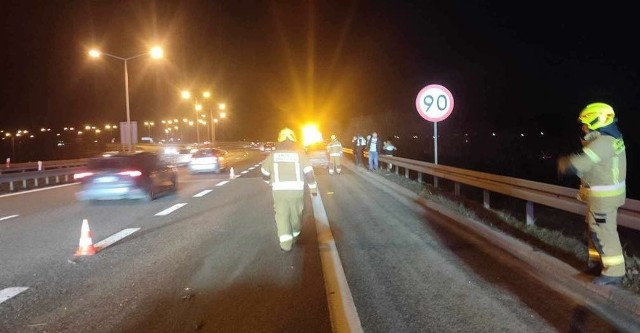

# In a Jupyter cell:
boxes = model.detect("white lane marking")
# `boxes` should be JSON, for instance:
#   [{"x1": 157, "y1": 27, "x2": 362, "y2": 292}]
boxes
[
  {"x1": 0, "y1": 287, "x2": 29, "y2": 304},
  {"x1": 312, "y1": 193, "x2": 363, "y2": 332},
  {"x1": 215, "y1": 181, "x2": 229, "y2": 187},
  {"x1": 193, "y1": 190, "x2": 213, "y2": 198},
  {"x1": 94, "y1": 228, "x2": 140, "y2": 250},
  {"x1": 0, "y1": 214, "x2": 19, "y2": 221},
  {"x1": 248, "y1": 167, "x2": 255, "y2": 170},
  {"x1": 0, "y1": 183, "x2": 79, "y2": 198},
  {"x1": 241, "y1": 170, "x2": 249, "y2": 174},
  {"x1": 155, "y1": 203, "x2": 188, "y2": 216}
]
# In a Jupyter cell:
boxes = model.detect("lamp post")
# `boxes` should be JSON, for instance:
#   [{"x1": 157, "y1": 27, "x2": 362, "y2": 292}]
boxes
[
  {"x1": 88, "y1": 46, "x2": 164, "y2": 151},
  {"x1": 143, "y1": 121, "x2": 154, "y2": 139}
]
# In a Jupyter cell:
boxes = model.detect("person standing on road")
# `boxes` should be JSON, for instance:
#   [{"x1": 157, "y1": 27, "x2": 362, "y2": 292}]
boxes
[
  {"x1": 558, "y1": 102, "x2": 627, "y2": 286},
  {"x1": 261, "y1": 128, "x2": 318, "y2": 252},
  {"x1": 382, "y1": 138, "x2": 397, "y2": 171},
  {"x1": 354, "y1": 133, "x2": 366, "y2": 167},
  {"x1": 366, "y1": 132, "x2": 381, "y2": 171},
  {"x1": 327, "y1": 134, "x2": 343, "y2": 175}
]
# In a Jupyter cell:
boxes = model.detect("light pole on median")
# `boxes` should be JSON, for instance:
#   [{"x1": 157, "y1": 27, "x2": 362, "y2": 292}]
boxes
[{"x1": 88, "y1": 46, "x2": 164, "y2": 152}]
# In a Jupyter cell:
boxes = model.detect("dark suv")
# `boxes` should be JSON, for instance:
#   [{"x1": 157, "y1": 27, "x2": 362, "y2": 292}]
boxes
[{"x1": 74, "y1": 152, "x2": 177, "y2": 202}]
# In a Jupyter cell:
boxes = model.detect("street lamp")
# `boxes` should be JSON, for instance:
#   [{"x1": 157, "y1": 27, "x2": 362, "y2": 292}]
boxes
[
  {"x1": 143, "y1": 121, "x2": 155, "y2": 139},
  {"x1": 88, "y1": 46, "x2": 164, "y2": 151}
]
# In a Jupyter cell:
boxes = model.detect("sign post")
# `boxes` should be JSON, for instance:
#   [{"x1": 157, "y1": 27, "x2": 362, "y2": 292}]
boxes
[
  {"x1": 415, "y1": 84, "x2": 454, "y2": 164},
  {"x1": 416, "y1": 84, "x2": 454, "y2": 187}
]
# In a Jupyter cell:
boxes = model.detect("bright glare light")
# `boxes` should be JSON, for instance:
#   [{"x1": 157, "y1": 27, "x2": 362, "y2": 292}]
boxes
[
  {"x1": 302, "y1": 124, "x2": 323, "y2": 146},
  {"x1": 195, "y1": 104, "x2": 203, "y2": 111},
  {"x1": 150, "y1": 46, "x2": 164, "y2": 59},
  {"x1": 220, "y1": 112, "x2": 226, "y2": 118},
  {"x1": 218, "y1": 103, "x2": 226, "y2": 110},
  {"x1": 203, "y1": 91, "x2": 211, "y2": 98},
  {"x1": 88, "y1": 49, "x2": 101, "y2": 58},
  {"x1": 181, "y1": 91, "x2": 191, "y2": 99}
]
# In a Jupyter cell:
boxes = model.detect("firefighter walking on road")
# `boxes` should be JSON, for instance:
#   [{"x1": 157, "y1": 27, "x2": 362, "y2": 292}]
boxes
[
  {"x1": 327, "y1": 134, "x2": 343, "y2": 175},
  {"x1": 558, "y1": 102, "x2": 627, "y2": 286},
  {"x1": 261, "y1": 128, "x2": 318, "y2": 252}
]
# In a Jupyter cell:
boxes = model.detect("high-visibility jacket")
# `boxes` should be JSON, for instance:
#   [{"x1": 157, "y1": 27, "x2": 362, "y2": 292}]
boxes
[
  {"x1": 327, "y1": 139, "x2": 343, "y2": 157},
  {"x1": 261, "y1": 140, "x2": 317, "y2": 192},
  {"x1": 569, "y1": 131, "x2": 626, "y2": 208}
]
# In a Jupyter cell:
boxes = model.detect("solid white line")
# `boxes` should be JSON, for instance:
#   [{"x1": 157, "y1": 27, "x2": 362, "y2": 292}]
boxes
[
  {"x1": 215, "y1": 181, "x2": 229, "y2": 187},
  {"x1": 312, "y1": 193, "x2": 363, "y2": 332},
  {"x1": 0, "y1": 287, "x2": 29, "y2": 304},
  {"x1": 155, "y1": 203, "x2": 188, "y2": 216},
  {"x1": 0, "y1": 182, "x2": 79, "y2": 198},
  {"x1": 241, "y1": 170, "x2": 249, "y2": 174},
  {"x1": 94, "y1": 228, "x2": 140, "y2": 250},
  {"x1": 193, "y1": 190, "x2": 213, "y2": 198},
  {"x1": 0, "y1": 214, "x2": 19, "y2": 221}
]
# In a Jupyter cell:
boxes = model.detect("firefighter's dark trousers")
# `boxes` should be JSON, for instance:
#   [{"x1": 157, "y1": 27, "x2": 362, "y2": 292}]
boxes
[
  {"x1": 272, "y1": 190, "x2": 304, "y2": 251},
  {"x1": 587, "y1": 204, "x2": 625, "y2": 277}
]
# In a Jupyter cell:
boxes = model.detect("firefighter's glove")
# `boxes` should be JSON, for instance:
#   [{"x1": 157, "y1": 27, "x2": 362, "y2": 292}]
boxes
[{"x1": 557, "y1": 156, "x2": 571, "y2": 176}]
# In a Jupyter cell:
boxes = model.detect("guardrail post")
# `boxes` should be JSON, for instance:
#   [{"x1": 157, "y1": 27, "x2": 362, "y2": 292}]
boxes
[
  {"x1": 65, "y1": 174, "x2": 69, "y2": 182},
  {"x1": 56, "y1": 175, "x2": 60, "y2": 183},
  {"x1": 10, "y1": 181, "x2": 14, "y2": 192},
  {"x1": 418, "y1": 172, "x2": 422, "y2": 184},
  {"x1": 405, "y1": 168, "x2": 409, "y2": 179},
  {"x1": 34, "y1": 177, "x2": 39, "y2": 187},
  {"x1": 454, "y1": 183, "x2": 460, "y2": 196},
  {"x1": 22, "y1": 179, "x2": 27, "y2": 189},
  {"x1": 45, "y1": 176, "x2": 50, "y2": 185},
  {"x1": 395, "y1": 165, "x2": 399, "y2": 175},
  {"x1": 526, "y1": 201, "x2": 535, "y2": 225},
  {"x1": 483, "y1": 190, "x2": 490, "y2": 209},
  {"x1": 434, "y1": 177, "x2": 439, "y2": 188}
]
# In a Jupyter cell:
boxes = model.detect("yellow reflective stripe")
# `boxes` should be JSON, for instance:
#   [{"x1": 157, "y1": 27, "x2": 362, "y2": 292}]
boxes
[
  {"x1": 589, "y1": 181, "x2": 626, "y2": 198},
  {"x1": 583, "y1": 147, "x2": 601, "y2": 163},
  {"x1": 588, "y1": 249, "x2": 600, "y2": 259},
  {"x1": 601, "y1": 254, "x2": 625, "y2": 267},
  {"x1": 612, "y1": 157, "x2": 619, "y2": 184}
]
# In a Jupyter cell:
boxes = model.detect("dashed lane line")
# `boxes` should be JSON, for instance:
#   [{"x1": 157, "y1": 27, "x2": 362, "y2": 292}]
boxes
[
  {"x1": 0, "y1": 287, "x2": 29, "y2": 305},
  {"x1": 0, "y1": 214, "x2": 19, "y2": 221},
  {"x1": 241, "y1": 170, "x2": 249, "y2": 174},
  {"x1": 215, "y1": 181, "x2": 229, "y2": 187},
  {"x1": 94, "y1": 228, "x2": 140, "y2": 250},
  {"x1": 193, "y1": 190, "x2": 213, "y2": 198},
  {"x1": 155, "y1": 203, "x2": 188, "y2": 216}
]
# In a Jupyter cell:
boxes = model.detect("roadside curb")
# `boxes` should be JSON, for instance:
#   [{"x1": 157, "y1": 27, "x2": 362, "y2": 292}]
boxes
[{"x1": 344, "y1": 161, "x2": 640, "y2": 323}]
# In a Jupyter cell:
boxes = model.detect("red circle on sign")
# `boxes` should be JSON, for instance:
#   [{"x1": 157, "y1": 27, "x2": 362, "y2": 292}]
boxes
[{"x1": 415, "y1": 84, "x2": 454, "y2": 122}]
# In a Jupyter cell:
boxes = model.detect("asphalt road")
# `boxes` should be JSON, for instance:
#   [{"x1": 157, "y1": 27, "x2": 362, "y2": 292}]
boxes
[{"x1": 0, "y1": 149, "x2": 637, "y2": 332}]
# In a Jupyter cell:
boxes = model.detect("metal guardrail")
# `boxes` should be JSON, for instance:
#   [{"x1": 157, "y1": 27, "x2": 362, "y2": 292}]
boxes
[
  {"x1": 0, "y1": 167, "x2": 84, "y2": 192},
  {"x1": 343, "y1": 148, "x2": 640, "y2": 231}
]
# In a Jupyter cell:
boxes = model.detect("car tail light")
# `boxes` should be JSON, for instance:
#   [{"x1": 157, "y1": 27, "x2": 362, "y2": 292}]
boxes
[
  {"x1": 118, "y1": 170, "x2": 142, "y2": 177},
  {"x1": 73, "y1": 172, "x2": 94, "y2": 180}
]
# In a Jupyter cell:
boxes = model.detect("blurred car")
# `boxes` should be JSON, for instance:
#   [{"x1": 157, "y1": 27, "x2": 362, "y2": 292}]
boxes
[
  {"x1": 260, "y1": 142, "x2": 276, "y2": 152},
  {"x1": 188, "y1": 148, "x2": 228, "y2": 174},
  {"x1": 305, "y1": 141, "x2": 329, "y2": 168},
  {"x1": 74, "y1": 151, "x2": 177, "y2": 202}
]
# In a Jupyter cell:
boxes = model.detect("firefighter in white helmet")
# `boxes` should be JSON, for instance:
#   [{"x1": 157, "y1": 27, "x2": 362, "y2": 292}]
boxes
[
  {"x1": 261, "y1": 128, "x2": 318, "y2": 251},
  {"x1": 558, "y1": 102, "x2": 627, "y2": 286},
  {"x1": 326, "y1": 134, "x2": 343, "y2": 175}
]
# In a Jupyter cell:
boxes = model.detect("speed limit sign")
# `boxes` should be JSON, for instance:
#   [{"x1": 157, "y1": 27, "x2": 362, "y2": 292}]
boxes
[{"x1": 415, "y1": 84, "x2": 454, "y2": 122}]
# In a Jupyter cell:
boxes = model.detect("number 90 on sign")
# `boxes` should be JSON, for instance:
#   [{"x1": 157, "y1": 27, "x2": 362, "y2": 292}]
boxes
[{"x1": 415, "y1": 84, "x2": 454, "y2": 122}]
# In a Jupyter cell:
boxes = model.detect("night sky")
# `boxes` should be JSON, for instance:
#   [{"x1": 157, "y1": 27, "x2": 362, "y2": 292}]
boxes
[{"x1": 0, "y1": 1, "x2": 637, "y2": 194}]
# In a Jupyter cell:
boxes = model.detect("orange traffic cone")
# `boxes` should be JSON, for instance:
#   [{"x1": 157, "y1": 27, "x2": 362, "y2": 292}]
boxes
[
  {"x1": 75, "y1": 219, "x2": 97, "y2": 256},
  {"x1": 229, "y1": 167, "x2": 235, "y2": 179}
]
